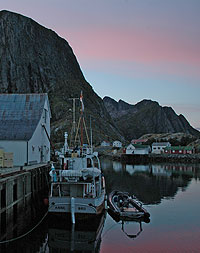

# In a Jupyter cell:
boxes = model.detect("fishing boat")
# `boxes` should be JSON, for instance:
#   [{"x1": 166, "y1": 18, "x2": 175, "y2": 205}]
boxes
[
  {"x1": 107, "y1": 190, "x2": 150, "y2": 221},
  {"x1": 48, "y1": 92, "x2": 106, "y2": 224}
]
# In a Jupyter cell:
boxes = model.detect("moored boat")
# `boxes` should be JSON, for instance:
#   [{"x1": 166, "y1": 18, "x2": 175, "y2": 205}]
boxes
[
  {"x1": 48, "y1": 92, "x2": 106, "y2": 224},
  {"x1": 107, "y1": 190, "x2": 150, "y2": 221}
]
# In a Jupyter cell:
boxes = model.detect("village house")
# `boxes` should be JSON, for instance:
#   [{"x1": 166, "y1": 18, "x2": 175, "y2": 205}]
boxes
[
  {"x1": 152, "y1": 142, "x2": 171, "y2": 154},
  {"x1": 112, "y1": 140, "x2": 122, "y2": 148},
  {"x1": 164, "y1": 146, "x2": 194, "y2": 154},
  {"x1": 101, "y1": 141, "x2": 110, "y2": 147},
  {"x1": 0, "y1": 94, "x2": 51, "y2": 166},
  {"x1": 126, "y1": 144, "x2": 151, "y2": 155}
]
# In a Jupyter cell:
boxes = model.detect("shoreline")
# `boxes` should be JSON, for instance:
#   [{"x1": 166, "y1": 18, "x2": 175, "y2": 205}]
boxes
[
  {"x1": 100, "y1": 153, "x2": 200, "y2": 164},
  {"x1": 94, "y1": 147, "x2": 200, "y2": 164}
]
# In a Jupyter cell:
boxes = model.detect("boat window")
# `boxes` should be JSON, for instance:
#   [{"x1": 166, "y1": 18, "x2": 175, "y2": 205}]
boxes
[
  {"x1": 60, "y1": 185, "x2": 70, "y2": 196},
  {"x1": 87, "y1": 158, "x2": 92, "y2": 168},
  {"x1": 52, "y1": 184, "x2": 60, "y2": 197},
  {"x1": 70, "y1": 185, "x2": 83, "y2": 198}
]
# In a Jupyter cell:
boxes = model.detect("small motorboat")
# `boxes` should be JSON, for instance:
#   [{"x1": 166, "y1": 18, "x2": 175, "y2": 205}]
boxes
[{"x1": 107, "y1": 190, "x2": 150, "y2": 221}]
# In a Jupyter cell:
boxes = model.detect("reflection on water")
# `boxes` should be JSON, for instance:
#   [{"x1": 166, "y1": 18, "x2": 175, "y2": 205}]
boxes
[
  {"x1": 0, "y1": 196, "x2": 48, "y2": 253},
  {"x1": 102, "y1": 159, "x2": 200, "y2": 205},
  {"x1": 48, "y1": 212, "x2": 106, "y2": 252},
  {"x1": 107, "y1": 208, "x2": 150, "y2": 241},
  {"x1": 1, "y1": 161, "x2": 200, "y2": 252}
]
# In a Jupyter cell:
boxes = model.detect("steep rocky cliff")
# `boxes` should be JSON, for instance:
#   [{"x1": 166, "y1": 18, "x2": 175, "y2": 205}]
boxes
[
  {"x1": 1, "y1": 10, "x2": 198, "y2": 146},
  {"x1": 0, "y1": 10, "x2": 123, "y2": 145},
  {"x1": 103, "y1": 97, "x2": 200, "y2": 140}
]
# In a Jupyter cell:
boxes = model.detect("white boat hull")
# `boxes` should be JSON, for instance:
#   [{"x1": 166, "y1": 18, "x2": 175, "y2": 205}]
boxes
[{"x1": 49, "y1": 192, "x2": 105, "y2": 216}]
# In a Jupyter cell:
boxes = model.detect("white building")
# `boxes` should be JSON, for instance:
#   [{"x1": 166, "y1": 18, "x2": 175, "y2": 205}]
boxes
[
  {"x1": 0, "y1": 94, "x2": 51, "y2": 166},
  {"x1": 152, "y1": 142, "x2": 171, "y2": 154},
  {"x1": 126, "y1": 144, "x2": 150, "y2": 155},
  {"x1": 101, "y1": 141, "x2": 110, "y2": 147},
  {"x1": 113, "y1": 140, "x2": 122, "y2": 148}
]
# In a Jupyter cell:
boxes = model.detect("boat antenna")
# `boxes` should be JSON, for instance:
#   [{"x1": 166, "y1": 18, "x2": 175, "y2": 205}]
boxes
[
  {"x1": 68, "y1": 97, "x2": 79, "y2": 147},
  {"x1": 90, "y1": 115, "x2": 93, "y2": 153},
  {"x1": 74, "y1": 91, "x2": 90, "y2": 149},
  {"x1": 80, "y1": 91, "x2": 84, "y2": 147}
]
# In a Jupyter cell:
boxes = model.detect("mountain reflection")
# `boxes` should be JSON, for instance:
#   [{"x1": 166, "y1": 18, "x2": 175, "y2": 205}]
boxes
[{"x1": 101, "y1": 159, "x2": 200, "y2": 205}]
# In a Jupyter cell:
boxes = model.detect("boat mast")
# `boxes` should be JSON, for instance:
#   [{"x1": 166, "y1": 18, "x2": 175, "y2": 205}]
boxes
[
  {"x1": 90, "y1": 115, "x2": 93, "y2": 153},
  {"x1": 80, "y1": 91, "x2": 84, "y2": 148},
  {"x1": 69, "y1": 97, "x2": 79, "y2": 147},
  {"x1": 74, "y1": 91, "x2": 90, "y2": 149}
]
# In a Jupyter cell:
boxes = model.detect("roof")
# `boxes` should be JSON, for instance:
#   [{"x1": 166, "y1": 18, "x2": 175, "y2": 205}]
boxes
[
  {"x1": 133, "y1": 144, "x2": 150, "y2": 149},
  {"x1": 127, "y1": 144, "x2": 150, "y2": 149},
  {"x1": 0, "y1": 94, "x2": 49, "y2": 141},
  {"x1": 131, "y1": 139, "x2": 148, "y2": 143},
  {"x1": 152, "y1": 142, "x2": 170, "y2": 146},
  {"x1": 164, "y1": 146, "x2": 193, "y2": 151}
]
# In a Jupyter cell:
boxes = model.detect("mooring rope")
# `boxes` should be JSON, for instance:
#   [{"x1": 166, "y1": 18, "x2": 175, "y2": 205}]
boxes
[{"x1": 0, "y1": 209, "x2": 49, "y2": 244}]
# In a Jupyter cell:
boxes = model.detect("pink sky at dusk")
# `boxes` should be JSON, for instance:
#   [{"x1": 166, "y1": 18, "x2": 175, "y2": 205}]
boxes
[
  {"x1": 0, "y1": 0, "x2": 200, "y2": 128},
  {"x1": 64, "y1": 26, "x2": 200, "y2": 66}
]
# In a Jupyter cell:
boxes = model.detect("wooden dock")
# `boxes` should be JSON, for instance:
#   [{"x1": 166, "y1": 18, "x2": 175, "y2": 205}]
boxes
[{"x1": 0, "y1": 163, "x2": 50, "y2": 241}]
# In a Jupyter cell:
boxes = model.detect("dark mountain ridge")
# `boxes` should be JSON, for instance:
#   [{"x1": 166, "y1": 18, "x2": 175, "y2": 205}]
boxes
[
  {"x1": 0, "y1": 10, "x2": 199, "y2": 145},
  {"x1": 0, "y1": 10, "x2": 123, "y2": 145},
  {"x1": 103, "y1": 97, "x2": 200, "y2": 140}
]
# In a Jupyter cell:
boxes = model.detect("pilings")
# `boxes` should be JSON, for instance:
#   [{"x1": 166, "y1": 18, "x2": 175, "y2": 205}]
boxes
[{"x1": 0, "y1": 164, "x2": 50, "y2": 241}]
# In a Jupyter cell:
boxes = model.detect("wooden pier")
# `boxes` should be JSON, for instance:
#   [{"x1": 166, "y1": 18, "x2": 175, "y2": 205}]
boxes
[{"x1": 0, "y1": 163, "x2": 50, "y2": 241}]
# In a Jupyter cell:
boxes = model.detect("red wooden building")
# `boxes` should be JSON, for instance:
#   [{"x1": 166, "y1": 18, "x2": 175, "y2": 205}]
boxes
[{"x1": 164, "y1": 146, "x2": 194, "y2": 154}]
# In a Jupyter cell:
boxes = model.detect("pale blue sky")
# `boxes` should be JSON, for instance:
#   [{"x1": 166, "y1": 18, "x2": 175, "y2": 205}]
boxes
[{"x1": 0, "y1": 0, "x2": 200, "y2": 128}]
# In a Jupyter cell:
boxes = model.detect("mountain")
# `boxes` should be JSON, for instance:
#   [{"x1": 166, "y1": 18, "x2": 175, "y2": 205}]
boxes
[
  {"x1": 103, "y1": 97, "x2": 200, "y2": 140},
  {"x1": 0, "y1": 10, "x2": 123, "y2": 145}
]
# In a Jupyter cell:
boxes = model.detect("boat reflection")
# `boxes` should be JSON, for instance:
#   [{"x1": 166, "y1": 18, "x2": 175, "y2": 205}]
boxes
[
  {"x1": 107, "y1": 208, "x2": 150, "y2": 240},
  {"x1": 121, "y1": 220, "x2": 142, "y2": 240},
  {"x1": 48, "y1": 212, "x2": 106, "y2": 252}
]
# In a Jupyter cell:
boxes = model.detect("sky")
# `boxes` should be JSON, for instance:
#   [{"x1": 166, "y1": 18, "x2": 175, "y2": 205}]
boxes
[{"x1": 0, "y1": 0, "x2": 200, "y2": 129}]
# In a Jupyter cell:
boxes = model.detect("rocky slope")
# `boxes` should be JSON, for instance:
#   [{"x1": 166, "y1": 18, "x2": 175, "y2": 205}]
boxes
[
  {"x1": 0, "y1": 10, "x2": 123, "y2": 146},
  {"x1": 103, "y1": 97, "x2": 200, "y2": 140},
  {"x1": 1, "y1": 10, "x2": 198, "y2": 146}
]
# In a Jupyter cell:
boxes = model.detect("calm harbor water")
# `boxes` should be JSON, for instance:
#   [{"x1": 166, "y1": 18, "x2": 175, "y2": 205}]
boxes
[{"x1": 1, "y1": 159, "x2": 200, "y2": 252}]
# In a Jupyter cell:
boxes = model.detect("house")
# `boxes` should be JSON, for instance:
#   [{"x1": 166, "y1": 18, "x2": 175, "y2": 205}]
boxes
[
  {"x1": 0, "y1": 94, "x2": 51, "y2": 166},
  {"x1": 152, "y1": 142, "x2": 171, "y2": 154},
  {"x1": 126, "y1": 144, "x2": 150, "y2": 155},
  {"x1": 164, "y1": 146, "x2": 194, "y2": 154},
  {"x1": 113, "y1": 140, "x2": 122, "y2": 148},
  {"x1": 101, "y1": 141, "x2": 110, "y2": 147}
]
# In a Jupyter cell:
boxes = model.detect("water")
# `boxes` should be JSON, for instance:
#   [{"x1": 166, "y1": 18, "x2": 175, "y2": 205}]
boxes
[{"x1": 1, "y1": 159, "x2": 200, "y2": 252}]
